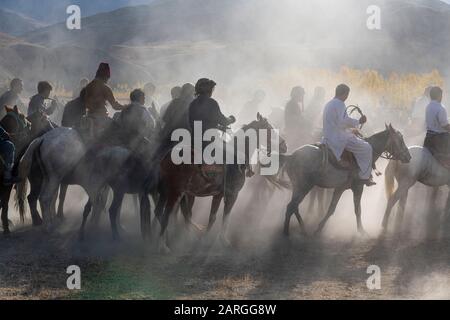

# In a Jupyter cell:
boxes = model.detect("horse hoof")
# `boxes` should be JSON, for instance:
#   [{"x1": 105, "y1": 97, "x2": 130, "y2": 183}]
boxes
[
  {"x1": 220, "y1": 234, "x2": 231, "y2": 247},
  {"x1": 3, "y1": 229, "x2": 10, "y2": 236},
  {"x1": 358, "y1": 229, "x2": 370, "y2": 238},
  {"x1": 158, "y1": 242, "x2": 171, "y2": 254}
]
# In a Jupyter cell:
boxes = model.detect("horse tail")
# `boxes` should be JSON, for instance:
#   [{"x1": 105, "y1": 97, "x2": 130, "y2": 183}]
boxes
[
  {"x1": 261, "y1": 154, "x2": 293, "y2": 190},
  {"x1": 15, "y1": 178, "x2": 28, "y2": 224},
  {"x1": 385, "y1": 160, "x2": 398, "y2": 199},
  {"x1": 15, "y1": 137, "x2": 43, "y2": 222}
]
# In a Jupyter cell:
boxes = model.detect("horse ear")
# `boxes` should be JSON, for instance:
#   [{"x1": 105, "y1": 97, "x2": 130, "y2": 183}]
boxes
[
  {"x1": 389, "y1": 123, "x2": 394, "y2": 131},
  {"x1": 257, "y1": 112, "x2": 262, "y2": 120},
  {"x1": 385, "y1": 123, "x2": 389, "y2": 130},
  {"x1": 13, "y1": 105, "x2": 18, "y2": 113}
]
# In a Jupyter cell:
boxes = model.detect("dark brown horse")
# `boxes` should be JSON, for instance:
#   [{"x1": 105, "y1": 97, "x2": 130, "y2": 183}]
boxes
[{"x1": 156, "y1": 113, "x2": 287, "y2": 253}]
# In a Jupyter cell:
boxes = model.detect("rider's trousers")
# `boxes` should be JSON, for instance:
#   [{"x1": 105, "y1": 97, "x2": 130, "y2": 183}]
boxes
[{"x1": 344, "y1": 135, "x2": 373, "y2": 179}]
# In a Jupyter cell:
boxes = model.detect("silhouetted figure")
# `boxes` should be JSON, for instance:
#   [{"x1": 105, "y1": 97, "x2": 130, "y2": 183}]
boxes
[
  {"x1": 0, "y1": 78, "x2": 25, "y2": 116},
  {"x1": 28, "y1": 81, "x2": 58, "y2": 117}
]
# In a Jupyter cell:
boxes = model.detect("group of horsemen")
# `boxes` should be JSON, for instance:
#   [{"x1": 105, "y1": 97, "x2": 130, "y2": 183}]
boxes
[{"x1": 0, "y1": 62, "x2": 448, "y2": 189}]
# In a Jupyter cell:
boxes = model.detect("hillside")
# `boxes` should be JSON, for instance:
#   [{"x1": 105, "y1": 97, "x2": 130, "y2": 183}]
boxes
[
  {"x1": 2, "y1": 0, "x2": 450, "y2": 87},
  {"x1": 0, "y1": 8, "x2": 45, "y2": 36}
]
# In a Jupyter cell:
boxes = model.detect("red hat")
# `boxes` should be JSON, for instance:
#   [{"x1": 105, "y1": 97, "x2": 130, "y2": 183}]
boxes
[{"x1": 96, "y1": 62, "x2": 110, "y2": 79}]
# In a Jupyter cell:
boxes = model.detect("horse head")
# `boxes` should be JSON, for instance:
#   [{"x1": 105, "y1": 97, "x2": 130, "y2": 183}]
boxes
[
  {"x1": 245, "y1": 112, "x2": 287, "y2": 154},
  {"x1": 385, "y1": 123, "x2": 411, "y2": 163},
  {"x1": 1, "y1": 105, "x2": 31, "y2": 146}
]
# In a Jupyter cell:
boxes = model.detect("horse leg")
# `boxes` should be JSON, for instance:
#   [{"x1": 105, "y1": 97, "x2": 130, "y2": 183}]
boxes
[
  {"x1": 158, "y1": 191, "x2": 181, "y2": 253},
  {"x1": 352, "y1": 183, "x2": 368, "y2": 236},
  {"x1": 139, "y1": 192, "x2": 151, "y2": 240},
  {"x1": 56, "y1": 184, "x2": 68, "y2": 219},
  {"x1": 307, "y1": 188, "x2": 316, "y2": 214},
  {"x1": 91, "y1": 187, "x2": 108, "y2": 227},
  {"x1": 1, "y1": 187, "x2": 12, "y2": 235},
  {"x1": 382, "y1": 185, "x2": 409, "y2": 232},
  {"x1": 293, "y1": 208, "x2": 307, "y2": 236},
  {"x1": 317, "y1": 188, "x2": 326, "y2": 217},
  {"x1": 109, "y1": 190, "x2": 124, "y2": 241},
  {"x1": 283, "y1": 185, "x2": 312, "y2": 236},
  {"x1": 180, "y1": 194, "x2": 203, "y2": 233},
  {"x1": 394, "y1": 188, "x2": 410, "y2": 234},
  {"x1": 153, "y1": 189, "x2": 166, "y2": 233},
  {"x1": 220, "y1": 192, "x2": 239, "y2": 246},
  {"x1": 27, "y1": 176, "x2": 43, "y2": 226},
  {"x1": 314, "y1": 188, "x2": 345, "y2": 235},
  {"x1": 207, "y1": 194, "x2": 223, "y2": 232},
  {"x1": 78, "y1": 199, "x2": 92, "y2": 241},
  {"x1": 39, "y1": 177, "x2": 60, "y2": 230}
]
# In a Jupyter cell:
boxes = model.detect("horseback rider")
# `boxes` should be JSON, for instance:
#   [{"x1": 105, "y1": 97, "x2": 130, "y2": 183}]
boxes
[
  {"x1": 144, "y1": 82, "x2": 160, "y2": 124},
  {"x1": 152, "y1": 83, "x2": 195, "y2": 162},
  {"x1": 238, "y1": 90, "x2": 266, "y2": 125},
  {"x1": 322, "y1": 84, "x2": 375, "y2": 186},
  {"x1": 0, "y1": 78, "x2": 25, "y2": 116},
  {"x1": 83, "y1": 63, "x2": 125, "y2": 139},
  {"x1": 117, "y1": 88, "x2": 155, "y2": 152},
  {"x1": 161, "y1": 83, "x2": 195, "y2": 139},
  {"x1": 423, "y1": 86, "x2": 450, "y2": 162},
  {"x1": 0, "y1": 125, "x2": 20, "y2": 185},
  {"x1": 188, "y1": 78, "x2": 236, "y2": 151},
  {"x1": 284, "y1": 86, "x2": 305, "y2": 149},
  {"x1": 62, "y1": 88, "x2": 86, "y2": 128},
  {"x1": 160, "y1": 86, "x2": 182, "y2": 119},
  {"x1": 27, "y1": 81, "x2": 58, "y2": 117}
]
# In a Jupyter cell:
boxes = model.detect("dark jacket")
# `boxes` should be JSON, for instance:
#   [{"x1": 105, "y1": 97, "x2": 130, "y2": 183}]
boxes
[
  {"x1": 189, "y1": 95, "x2": 231, "y2": 134},
  {"x1": 62, "y1": 97, "x2": 86, "y2": 128}
]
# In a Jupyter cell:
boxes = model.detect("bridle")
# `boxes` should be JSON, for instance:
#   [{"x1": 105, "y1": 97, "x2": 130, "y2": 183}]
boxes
[{"x1": 380, "y1": 131, "x2": 409, "y2": 161}]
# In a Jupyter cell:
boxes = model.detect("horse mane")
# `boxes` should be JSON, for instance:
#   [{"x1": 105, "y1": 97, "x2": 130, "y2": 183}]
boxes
[{"x1": 365, "y1": 128, "x2": 390, "y2": 160}]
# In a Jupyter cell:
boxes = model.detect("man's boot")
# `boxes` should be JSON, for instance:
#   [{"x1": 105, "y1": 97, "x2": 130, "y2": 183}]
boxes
[{"x1": 3, "y1": 169, "x2": 21, "y2": 186}]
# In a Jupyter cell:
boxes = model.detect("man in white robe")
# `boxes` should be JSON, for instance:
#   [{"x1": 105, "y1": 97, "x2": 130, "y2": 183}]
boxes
[
  {"x1": 423, "y1": 86, "x2": 450, "y2": 159},
  {"x1": 322, "y1": 84, "x2": 375, "y2": 186}
]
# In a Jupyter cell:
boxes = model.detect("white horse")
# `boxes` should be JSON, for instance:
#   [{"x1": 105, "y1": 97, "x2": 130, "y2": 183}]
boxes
[
  {"x1": 18, "y1": 127, "x2": 107, "y2": 229},
  {"x1": 383, "y1": 146, "x2": 450, "y2": 232}
]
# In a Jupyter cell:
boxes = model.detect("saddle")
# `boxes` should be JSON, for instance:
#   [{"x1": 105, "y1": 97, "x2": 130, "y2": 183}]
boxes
[
  {"x1": 315, "y1": 143, "x2": 358, "y2": 171},
  {"x1": 169, "y1": 146, "x2": 225, "y2": 181}
]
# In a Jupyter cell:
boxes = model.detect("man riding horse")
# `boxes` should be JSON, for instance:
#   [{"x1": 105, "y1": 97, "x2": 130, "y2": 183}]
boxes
[
  {"x1": 322, "y1": 84, "x2": 375, "y2": 186},
  {"x1": 83, "y1": 63, "x2": 126, "y2": 139},
  {"x1": 423, "y1": 86, "x2": 450, "y2": 166},
  {"x1": 116, "y1": 88, "x2": 155, "y2": 154},
  {"x1": 188, "y1": 78, "x2": 236, "y2": 150}
]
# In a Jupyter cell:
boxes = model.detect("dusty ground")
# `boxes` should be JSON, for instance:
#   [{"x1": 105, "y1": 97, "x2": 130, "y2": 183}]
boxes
[{"x1": 0, "y1": 182, "x2": 449, "y2": 300}]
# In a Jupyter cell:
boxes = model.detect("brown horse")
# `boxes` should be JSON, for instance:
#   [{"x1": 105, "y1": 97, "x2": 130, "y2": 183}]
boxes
[
  {"x1": 1, "y1": 106, "x2": 52, "y2": 234},
  {"x1": 156, "y1": 113, "x2": 287, "y2": 253}
]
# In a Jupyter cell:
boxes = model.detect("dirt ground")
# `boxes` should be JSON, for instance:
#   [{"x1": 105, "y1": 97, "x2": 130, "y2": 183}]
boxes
[{"x1": 0, "y1": 182, "x2": 450, "y2": 300}]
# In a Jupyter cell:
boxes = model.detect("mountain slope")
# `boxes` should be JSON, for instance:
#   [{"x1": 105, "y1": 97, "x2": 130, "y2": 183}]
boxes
[
  {"x1": 4, "y1": 0, "x2": 450, "y2": 87},
  {"x1": 0, "y1": 8, "x2": 45, "y2": 36}
]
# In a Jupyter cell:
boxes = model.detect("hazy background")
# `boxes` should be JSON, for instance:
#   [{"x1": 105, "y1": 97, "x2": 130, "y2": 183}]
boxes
[{"x1": 0, "y1": 0, "x2": 449, "y2": 96}]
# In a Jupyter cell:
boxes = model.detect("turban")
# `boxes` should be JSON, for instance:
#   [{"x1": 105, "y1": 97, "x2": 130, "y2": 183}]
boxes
[{"x1": 96, "y1": 62, "x2": 111, "y2": 79}]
